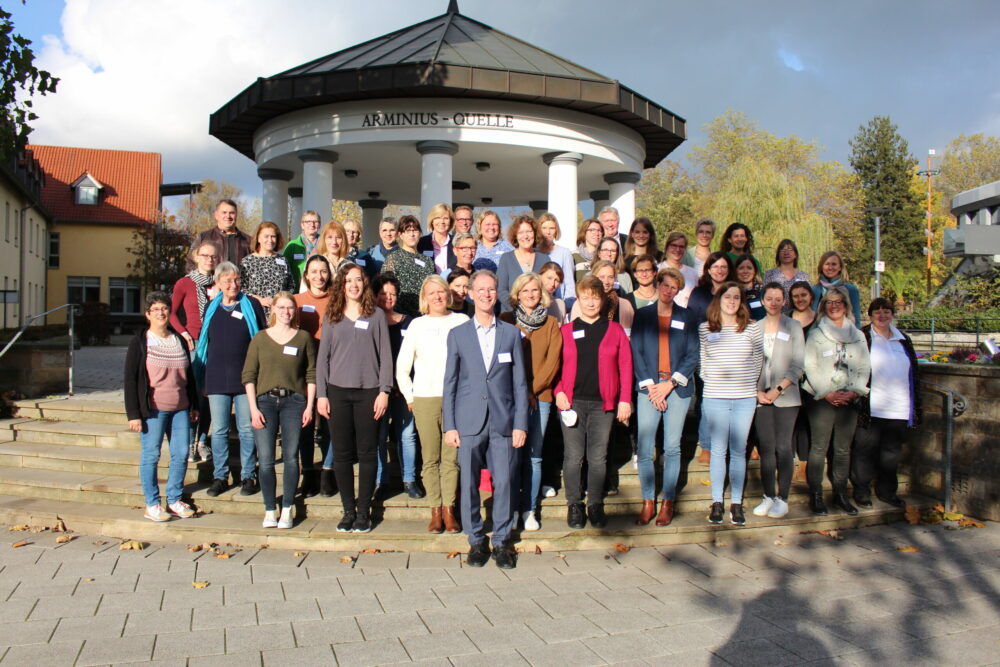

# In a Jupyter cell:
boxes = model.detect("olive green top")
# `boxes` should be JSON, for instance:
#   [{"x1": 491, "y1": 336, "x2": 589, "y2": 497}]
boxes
[{"x1": 241, "y1": 329, "x2": 316, "y2": 396}]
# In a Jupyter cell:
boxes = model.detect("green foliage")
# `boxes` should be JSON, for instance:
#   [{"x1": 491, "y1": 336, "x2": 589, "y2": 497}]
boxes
[
  {"x1": 635, "y1": 160, "x2": 701, "y2": 242},
  {"x1": 937, "y1": 133, "x2": 1000, "y2": 206},
  {"x1": 0, "y1": 3, "x2": 58, "y2": 159},
  {"x1": 127, "y1": 215, "x2": 191, "y2": 294},
  {"x1": 955, "y1": 270, "x2": 1000, "y2": 310},
  {"x1": 880, "y1": 266, "x2": 924, "y2": 309},
  {"x1": 896, "y1": 305, "x2": 1000, "y2": 332},
  {"x1": 167, "y1": 179, "x2": 259, "y2": 234}
]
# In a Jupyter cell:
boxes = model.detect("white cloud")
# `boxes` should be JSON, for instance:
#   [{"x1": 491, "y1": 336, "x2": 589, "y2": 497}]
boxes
[{"x1": 777, "y1": 47, "x2": 805, "y2": 73}]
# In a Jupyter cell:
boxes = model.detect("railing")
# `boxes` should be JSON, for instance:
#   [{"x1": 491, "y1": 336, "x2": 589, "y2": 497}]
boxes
[
  {"x1": 0, "y1": 304, "x2": 80, "y2": 395},
  {"x1": 918, "y1": 380, "x2": 968, "y2": 511},
  {"x1": 895, "y1": 317, "x2": 1000, "y2": 353}
]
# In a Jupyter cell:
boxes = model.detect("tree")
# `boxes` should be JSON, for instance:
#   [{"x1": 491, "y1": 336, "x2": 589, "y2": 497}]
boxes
[
  {"x1": 635, "y1": 160, "x2": 702, "y2": 241},
  {"x1": 127, "y1": 213, "x2": 191, "y2": 294},
  {"x1": 168, "y1": 179, "x2": 259, "y2": 234},
  {"x1": 0, "y1": 2, "x2": 58, "y2": 159},
  {"x1": 937, "y1": 133, "x2": 1000, "y2": 206},
  {"x1": 848, "y1": 116, "x2": 925, "y2": 275}
]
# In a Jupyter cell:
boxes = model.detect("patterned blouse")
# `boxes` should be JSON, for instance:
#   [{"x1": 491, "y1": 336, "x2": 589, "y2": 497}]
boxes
[
  {"x1": 472, "y1": 239, "x2": 514, "y2": 273},
  {"x1": 382, "y1": 247, "x2": 435, "y2": 316},
  {"x1": 240, "y1": 254, "x2": 295, "y2": 304}
]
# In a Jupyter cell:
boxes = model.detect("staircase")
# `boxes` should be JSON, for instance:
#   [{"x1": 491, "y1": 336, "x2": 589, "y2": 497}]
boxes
[{"x1": 0, "y1": 396, "x2": 926, "y2": 552}]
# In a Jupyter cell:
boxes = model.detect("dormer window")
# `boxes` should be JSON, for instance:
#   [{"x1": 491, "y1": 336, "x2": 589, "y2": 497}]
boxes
[{"x1": 72, "y1": 173, "x2": 103, "y2": 206}]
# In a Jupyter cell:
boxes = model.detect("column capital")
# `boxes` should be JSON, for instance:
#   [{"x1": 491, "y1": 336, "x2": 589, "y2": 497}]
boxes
[
  {"x1": 256, "y1": 167, "x2": 293, "y2": 181},
  {"x1": 542, "y1": 152, "x2": 583, "y2": 166},
  {"x1": 288, "y1": 187, "x2": 303, "y2": 198},
  {"x1": 297, "y1": 149, "x2": 339, "y2": 164},
  {"x1": 589, "y1": 190, "x2": 609, "y2": 201},
  {"x1": 528, "y1": 201, "x2": 548, "y2": 211},
  {"x1": 416, "y1": 140, "x2": 459, "y2": 156},
  {"x1": 603, "y1": 171, "x2": 641, "y2": 185},
  {"x1": 359, "y1": 199, "x2": 387, "y2": 210}
]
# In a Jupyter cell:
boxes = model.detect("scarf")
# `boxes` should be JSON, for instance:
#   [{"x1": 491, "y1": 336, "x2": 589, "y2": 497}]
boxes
[
  {"x1": 576, "y1": 244, "x2": 594, "y2": 263},
  {"x1": 515, "y1": 304, "x2": 549, "y2": 332},
  {"x1": 817, "y1": 315, "x2": 860, "y2": 344},
  {"x1": 186, "y1": 270, "x2": 213, "y2": 320},
  {"x1": 192, "y1": 291, "x2": 261, "y2": 391},
  {"x1": 817, "y1": 275, "x2": 843, "y2": 295}
]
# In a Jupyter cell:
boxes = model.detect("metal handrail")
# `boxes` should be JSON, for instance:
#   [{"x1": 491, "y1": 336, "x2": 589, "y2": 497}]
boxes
[
  {"x1": 918, "y1": 379, "x2": 968, "y2": 511},
  {"x1": 0, "y1": 303, "x2": 80, "y2": 395}
]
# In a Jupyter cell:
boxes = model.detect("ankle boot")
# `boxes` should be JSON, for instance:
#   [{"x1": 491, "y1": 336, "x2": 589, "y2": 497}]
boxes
[
  {"x1": 809, "y1": 492, "x2": 828, "y2": 515},
  {"x1": 443, "y1": 505, "x2": 461, "y2": 533},
  {"x1": 427, "y1": 506, "x2": 444, "y2": 534},
  {"x1": 636, "y1": 500, "x2": 656, "y2": 525},
  {"x1": 301, "y1": 470, "x2": 320, "y2": 498},
  {"x1": 655, "y1": 499, "x2": 675, "y2": 526},
  {"x1": 320, "y1": 469, "x2": 335, "y2": 497}
]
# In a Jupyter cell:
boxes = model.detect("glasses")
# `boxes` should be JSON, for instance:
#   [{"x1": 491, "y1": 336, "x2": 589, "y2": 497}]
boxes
[
  {"x1": 456, "y1": 245, "x2": 476, "y2": 252},
  {"x1": 197, "y1": 254, "x2": 218, "y2": 260},
  {"x1": 667, "y1": 243, "x2": 686, "y2": 251},
  {"x1": 635, "y1": 267, "x2": 655, "y2": 274},
  {"x1": 148, "y1": 306, "x2": 169, "y2": 314},
  {"x1": 826, "y1": 301, "x2": 845, "y2": 308},
  {"x1": 456, "y1": 217, "x2": 472, "y2": 223}
]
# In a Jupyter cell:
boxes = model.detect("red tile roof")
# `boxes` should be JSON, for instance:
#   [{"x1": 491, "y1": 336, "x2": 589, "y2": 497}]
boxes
[{"x1": 26, "y1": 145, "x2": 162, "y2": 224}]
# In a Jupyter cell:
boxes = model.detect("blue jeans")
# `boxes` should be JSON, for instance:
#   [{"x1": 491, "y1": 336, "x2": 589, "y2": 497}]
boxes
[
  {"x1": 253, "y1": 392, "x2": 305, "y2": 511},
  {"x1": 207, "y1": 393, "x2": 257, "y2": 482},
  {"x1": 520, "y1": 400, "x2": 551, "y2": 513},
  {"x1": 376, "y1": 395, "x2": 417, "y2": 484},
  {"x1": 636, "y1": 390, "x2": 693, "y2": 501},
  {"x1": 702, "y1": 397, "x2": 756, "y2": 504},
  {"x1": 139, "y1": 409, "x2": 190, "y2": 506}
]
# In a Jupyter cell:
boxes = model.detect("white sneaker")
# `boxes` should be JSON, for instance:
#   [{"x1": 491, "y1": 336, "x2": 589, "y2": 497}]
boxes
[
  {"x1": 167, "y1": 500, "x2": 195, "y2": 518},
  {"x1": 197, "y1": 441, "x2": 212, "y2": 461},
  {"x1": 523, "y1": 511, "x2": 540, "y2": 532},
  {"x1": 767, "y1": 497, "x2": 789, "y2": 518},
  {"x1": 632, "y1": 454, "x2": 638, "y2": 470},
  {"x1": 752, "y1": 496, "x2": 774, "y2": 517},
  {"x1": 542, "y1": 485, "x2": 557, "y2": 498},
  {"x1": 262, "y1": 510, "x2": 278, "y2": 528},
  {"x1": 277, "y1": 507, "x2": 294, "y2": 529},
  {"x1": 144, "y1": 504, "x2": 170, "y2": 522}
]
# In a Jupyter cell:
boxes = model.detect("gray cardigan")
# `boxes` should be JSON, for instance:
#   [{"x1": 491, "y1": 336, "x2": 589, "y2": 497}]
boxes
[
  {"x1": 756, "y1": 315, "x2": 805, "y2": 407},
  {"x1": 802, "y1": 317, "x2": 871, "y2": 400}
]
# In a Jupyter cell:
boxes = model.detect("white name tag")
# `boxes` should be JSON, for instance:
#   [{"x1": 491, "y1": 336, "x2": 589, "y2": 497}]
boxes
[
  {"x1": 777, "y1": 331, "x2": 790, "y2": 342},
  {"x1": 401, "y1": 329, "x2": 407, "y2": 337},
  {"x1": 707, "y1": 332, "x2": 720, "y2": 342},
  {"x1": 498, "y1": 352, "x2": 512, "y2": 364},
  {"x1": 423, "y1": 250, "x2": 434, "y2": 257},
  {"x1": 414, "y1": 259, "x2": 426, "y2": 267},
  {"x1": 275, "y1": 258, "x2": 286, "y2": 266},
  {"x1": 823, "y1": 349, "x2": 834, "y2": 357},
  {"x1": 614, "y1": 281, "x2": 621, "y2": 290},
  {"x1": 283, "y1": 345, "x2": 297, "y2": 356},
  {"x1": 520, "y1": 330, "x2": 526, "y2": 338},
  {"x1": 355, "y1": 258, "x2": 366, "y2": 266},
  {"x1": 624, "y1": 328, "x2": 631, "y2": 337},
  {"x1": 670, "y1": 320, "x2": 685, "y2": 330},
  {"x1": 146, "y1": 337, "x2": 158, "y2": 347},
  {"x1": 573, "y1": 329, "x2": 585, "y2": 339},
  {"x1": 231, "y1": 310, "x2": 244, "y2": 320},
  {"x1": 575, "y1": 262, "x2": 588, "y2": 271},
  {"x1": 293, "y1": 253, "x2": 305, "y2": 260},
  {"x1": 301, "y1": 304, "x2": 316, "y2": 313},
  {"x1": 355, "y1": 319, "x2": 369, "y2": 330},
  {"x1": 749, "y1": 300, "x2": 761, "y2": 309}
]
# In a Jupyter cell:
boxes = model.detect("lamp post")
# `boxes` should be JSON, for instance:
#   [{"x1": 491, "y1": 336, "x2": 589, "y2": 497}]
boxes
[{"x1": 917, "y1": 149, "x2": 941, "y2": 296}]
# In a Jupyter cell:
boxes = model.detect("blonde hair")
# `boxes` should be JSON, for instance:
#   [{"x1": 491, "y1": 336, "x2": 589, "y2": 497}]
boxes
[
  {"x1": 475, "y1": 210, "x2": 501, "y2": 241},
  {"x1": 537, "y1": 212, "x2": 561, "y2": 241},
  {"x1": 656, "y1": 267, "x2": 685, "y2": 290},
  {"x1": 508, "y1": 272, "x2": 552, "y2": 309},
  {"x1": 266, "y1": 291, "x2": 300, "y2": 328},
  {"x1": 418, "y1": 274, "x2": 453, "y2": 314},
  {"x1": 426, "y1": 203, "x2": 454, "y2": 231},
  {"x1": 316, "y1": 221, "x2": 347, "y2": 261},
  {"x1": 589, "y1": 260, "x2": 617, "y2": 285}
]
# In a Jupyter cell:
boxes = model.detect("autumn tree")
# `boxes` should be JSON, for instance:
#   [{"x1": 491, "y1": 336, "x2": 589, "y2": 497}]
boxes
[
  {"x1": 635, "y1": 160, "x2": 702, "y2": 242},
  {"x1": 0, "y1": 3, "x2": 58, "y2": 159},
  {"x1": 937, "y1": 133, "x2": 1000, "y2": 206},
  {"x1": 127, "y1": 212, "x2": 191, "y2": 294},
  {"x1": 168, "y1": 179, "x2": 260, "y2": 234}
]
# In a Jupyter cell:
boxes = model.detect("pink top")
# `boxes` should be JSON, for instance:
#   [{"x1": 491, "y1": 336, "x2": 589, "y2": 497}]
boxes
[
  {"x1": 554, "y1": 320, "x2": 633, "y2": 411},
  {"x1": 145, "y1": 333, "x2": 190, "y2": 411}
]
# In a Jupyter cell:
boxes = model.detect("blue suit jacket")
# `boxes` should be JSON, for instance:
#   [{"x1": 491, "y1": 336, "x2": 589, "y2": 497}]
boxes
[
  {"x1": 442, "y1": 317, "x2": 529, "y2": 436},
  {"x1": 630, "y1": 302, "x2": 700, "y2": 399}
]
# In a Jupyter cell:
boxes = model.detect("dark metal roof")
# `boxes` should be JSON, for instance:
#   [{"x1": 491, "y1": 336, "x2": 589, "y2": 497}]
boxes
[{"x1": 209, "y1": 5, "x2": 685, "y2": 169}]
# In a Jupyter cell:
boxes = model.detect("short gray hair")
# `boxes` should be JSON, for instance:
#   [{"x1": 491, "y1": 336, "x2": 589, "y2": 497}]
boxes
[
  {"x1": 599, "y1": 206, "x2": 619, "y2": 220},
  {"x1": 214, "y1": 261, "x2": 240, "y2": 283},
  {"x1": 453, "y1": 232, "x2": 476, "y2": 247},
  {"x1": 470, "y1": 269, "x2": 497, "y2": 288}
]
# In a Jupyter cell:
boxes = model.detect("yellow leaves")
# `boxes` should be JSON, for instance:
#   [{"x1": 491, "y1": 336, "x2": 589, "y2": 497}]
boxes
[
  {"x1": 191, "y1": 581, "x2": 210, "y2": 589},
  {"x1": 11, "y1": 541, "x2": 28, "y2": 548},
  {"x1": 52, "y1": 519, "x2": 68, "y2": 533},
  {"x1": 943, "y1": 512, "x2": 964, "y2": 522},
  {"x1": 360, "y1": 548, "x2": 396, "y2": 554},
  {"x1": 897, "y1": 545, "x2": 921, "y2": 553},
  {"x1": 119, "y1": 540, "x2": 145, "y2": 551},
  {"x1": 555, "y1": 553, "x2": 567, "y2": 559},
  {"x1": 82, "y1": 578, "x2": 94, "y2": 582},
  {"x1": 187, "y1": 545, "x2": 203, "y2": 553},
  {"x1": 802, "y1": 529, "x2": 844, "y2": 541},
  {"x1": 339, "y1": 555, "x2": 355, "y2": 564},
  {"x1": 446, "y1": 552, "x2": 460, "y2": 560},
  {"x1": 774, "y1": 539, "x2": 790, "y2": 546},
  {"x1": 614, "y1": 544, "x2": 630, "y2": 553},
  {"x1": 214, "y1": 552, "x2": 231, "y2": 559},
  {"x1": 55, "y1": 535, "x2": 75, "y2": 544},
  {"x1": 959, "y1": 517, "x2": 985, "y2": 529},
  {"x1": 8, "y1": 525, "x2": 29, "y2": 532},
  {"x1": 93, "y1": 540, "x2": 107, "y2": 545},
  {"x1": 294, "y1": 552, "x2": 306, "y2": 557},
  {"x1": 909, "y1": 504, "x2": 986, "y2": 528},
  {"x1": 699, "y1": 479, "x2": 711, "y2": 486}
]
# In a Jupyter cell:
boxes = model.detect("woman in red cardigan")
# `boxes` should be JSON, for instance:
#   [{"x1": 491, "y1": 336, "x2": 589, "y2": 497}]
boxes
[{"x1": 554, "y1": 275, "x2": 633, "y2": 530}]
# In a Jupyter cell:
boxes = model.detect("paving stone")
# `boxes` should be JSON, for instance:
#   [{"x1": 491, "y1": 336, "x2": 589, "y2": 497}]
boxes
[
  {"x1": 463, "y1": 622, "x2": 543, "y2": 652},
  {"x1": 433, "y1": 583, "x2": 499, "y2": 608},
  {"x1": 70, "y1": 572, "x2": 140, "y2": 595},
  {"x1": 192, "y1": 603, "x2": 258, "y2": 629},
  {"x1": 418, "y1": 605, "x2": 491, "y2": 633},
  {"x1": 486, "y1": 577, "x2": 555, "y2": 602},
  {"x1": 280, "y1": 580, "x2": 345, "y2": 602},
  {"x1": 317, "y1": 594, "x2": 384, "y2": 618},
  {"x1": 299, "y1": 551, "x2": 359, "y2": 571},
  {"x1": 0, "y1": 599, "x2": 37, "y2": 623},
  {"x1": 535, "y1": 572, "x2": 609, "y2": 595},
  {"x1": 356, "y1": 610, "x2": 429, "y2": 640},
  {"x1": 507, "y1": 553, "x2": 568, "y2": 570},
  {"x1": 375, "y1": 589, "x2": 444, "y2": 614},
  {"x1": 391, "y1": 567, "x2": 456, "y2": 591},
  {"x1": 123, "y1": 608, "x2": 193, "y2": 636},
  {"x1": 445, "y1": 566, "x2": 509, "y2": 586},
  {"x1": 97, "y1": 590, "x2": 164, "y2": 615},
  {"x1": 251, "y1": 564, "x2": 308, "y2": 583},
  {"x1": 77, "y1": 634, "x2": 155, "y2": 666},
  {"x1": 0, "y1": 639, "x2": 82, "y2": 666},
  {"x1": 256, "y1": 599, "x2": 322, "y2": 624},
  {"x1": 646, "y1": 622, "x2": 726, "y2": 653},
  {"x1": 354, "y1": 552, "x2": 409, "y2": 570},
  {"x1": 291, "y1": 617, "x2": 363, "y2": 646},
  {"x1": 653, "y1": 647, "x2": 718, "y2": 665},
  {"x1": 402, "y1": 630, "x2": 479, "y2": 660},
  {"x1": 247, "y1": 549, "x2": 307, "y2": 567},
  {"x1": 770, "y1": 626, "x2": 862, "y2": 662},
  {"x1": 52, "y1": 612, "x2": 127, "y2": 641},
  {"x1": 193, "y1": 563, "x2": 253, "y2": 586},
  {"x1": 152, "y1": 627, "x2": 225, "y2": 660},
  {"x1": 188, "y1": 651, "x2": 262, "y2": 666},
  {"x1": 586, "y1": 609, "x2": 664, "y2": 634},
  {"x1": 407, "y1": 553, "x2": 460, "y2": 569},
  {"x1": 528, "y1": 615, "x2": 607, "y2": 644},
  {"x1": 226, "y1": 622, "x2": 296, "y2": 652},
  {"x1": 449, "y1": 648, "x2": 529, "y2": 667},
  {"x1": 223, "y1": 581, "x2": 286, "y2": 606},
  {"x1": 534, "y1": 592, "x2": 607, "y2": 618},
  {"x1": 0, "y1": 618, "x2": 56, "y2": 646},
  {"x1": 0, "y1": 562, "x2": 60, "y2": 582},
  {"x1": 161, "y1": 583, "x2": 224, "y2": 609},
  {"x1": 588, "y1": 586, "x2": 668, "y2": 613},
  {"x1": 709, "y1": 636, "x2": 810, "y2": 667},
  {"x1": 559, "y1": 550, "x2": 617, "y2": 570},
  {"x1": 516, "y1": 639, "x2": 606, "y2": 666},
  {"x1": 333, "y1": 637, "x2": 410, "y2": 667},
  {"x1": 476, "y1": 598, "x2": 550, "y2": 625},
  {"x1": 584, "y1": 630, "x2": 670, "y2": 662},
  {"x1": 29, "y1": 594, "x2": 101, "y2": 620},
  {"x1": 261, "y1": 644, "x2": 336, "y2": 666},
  {"x1": 339, "y1": 572, "x2": 400, "y2": 596},
  {"x1": 10, "y1": 581, "x2": 79, "y2": 599}
]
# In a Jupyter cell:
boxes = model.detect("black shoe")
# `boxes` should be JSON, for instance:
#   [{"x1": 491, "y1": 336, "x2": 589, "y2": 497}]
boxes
[
  {"x1": 404, "y1": 482, "x2": 425, "y2": 499},
  {"x1": 853, "y1": 492, "x2": 873, "y2": 508},
  {"x1": 730, "y1": 503, "x2": 746, "y2": 526},
  {"x1": 588, "y1": 504, "x2": 608, "y2": 529},
  {"x1": 466, "y1": 542, "x2": 491, "y2": 567},
  {"x1": 809, "y1": 492, "x2": 828, "y2": 516},
  {"x1": 206, "y1": 479, "x2": 227, "y2": 497},
  {"x1": 708, "y1": 502, "x2": 724, "y2": 524},
  {"x1": 240, "y1": 477, "x2": 259, "y2": 496},
  {"x1": 301, "y1": 470, "x2": 320, "y2": 498},
  {"x1": 876, "y1": 493, "x2": 906, "y2": 508},
  {"x1": 353, "y1": 510, "x2": 372, "y2": 533},
  {"x1": 320, "y1": 470, "x2": 336, "y2": 497},
  {"x1": 492, "y1": 543, "x2": 517, "y2": 569},
  {"x1": 833, "y1": 493, "x2": 858, "y2": 516},
  {"x1": 567, "y1": 503, "x2": 586, "y2": 529},
  {"x1": 337, "y1": 511, "x2": 356, "y2": 532},
  {"x1": 606, "y1": 484, "x2": 619, "y2": 497}
]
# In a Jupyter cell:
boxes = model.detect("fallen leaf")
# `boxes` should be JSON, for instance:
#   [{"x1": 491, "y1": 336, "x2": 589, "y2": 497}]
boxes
[
  {"x1": 52, "y1": 519, "x2": 68, "y2": 533},
  {"x1": 93, "y1": 540, "x2": 107, "y2": 545},
  {"x1": 187, "y1": 545, "x2": 203, "y2": 553},
  {"x1": 896, "y1": 545, "x2": 921, "y2": 553},
  {"x1": 119, "y1": 540, "x2": 145, "y2": 551},
  {"x1": 555, "y1": 553, "x2": 566, "y2": 559},
  {"x1": 11, "y1": 541, "x2": 28, "y2": 548},
  {"x1": 534, "y1": 545, "x2": 542, "y2": 555},
  {"x1": 700, "y1": 479, "x2": 711, "y2": 486},
  {"x1": 923, "y1": 512, "x2": 943, "y2": 525},
  {"x1": 958, "y1": 517, "x2": 985, "y2": 529},
  {"x1": 9, "y1": 525, "x2": 29, "y2": 532},
  {"x1": 215, "y1": 552, "x2": 231, "y2": 559},
  {"x1": 904, "y1": 505, "x2": 921, "y2": 525},
  {"x1": 614, "y1": 543, "x2": 630, "y2": 553},
  {"x1": 445, "y1": 552, "x2": 459, "y2": 559},
  {"x1": 943, "y1": 512, "x2": 964, "y2": 521},
  {"x1": 82, "y1": 577, "x2": 94, "y2": 582},
  {"x1": 294, "y1": 552, "x2": 306, "y2": 557},
  {"x1": 191, "y1": 581, "x2": 210, "y2": 589},
  {"x1": 774, "y1": 539, "x2": 789, "y2": 546},
  {"x1": 603, "y1": 554, "x2": 611, "y2": 559},
  {"x1": 55, "y1": 535, "x2": 75, "y2": 544},
  {"x1": 933, "y1": 503, "x2": 945, "y2": 514}
]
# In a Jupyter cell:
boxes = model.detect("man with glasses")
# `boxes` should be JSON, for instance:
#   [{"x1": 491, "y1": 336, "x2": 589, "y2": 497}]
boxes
[
  {"x1": 454, "y1": 205, "x2": 474, "y2": 235},
  {"x1": 283, "y1": 211, "x2": 323, "y2": 288},
  {"x1": 367, "y1": 217, "x2": 398, "y2": 273}
]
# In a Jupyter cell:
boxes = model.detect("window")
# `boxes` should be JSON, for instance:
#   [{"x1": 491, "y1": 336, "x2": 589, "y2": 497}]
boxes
[
  {"x1": 67, "y1": 276, "x2": 100, "y2": 304},
  {"x1": 48, "y1": 233, "x2": 59, "y2": 269},
  {"x1": 76, "y1": 185, "x2": 99, "y2": 205},
  {"x1": 109, "y1": 277, "x2": 140, "y2": 314}
]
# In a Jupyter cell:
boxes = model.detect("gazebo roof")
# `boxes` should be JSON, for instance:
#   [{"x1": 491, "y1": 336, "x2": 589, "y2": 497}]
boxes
[{"x1": 209, "y1": 2, "x2": 685, "y2": 169}]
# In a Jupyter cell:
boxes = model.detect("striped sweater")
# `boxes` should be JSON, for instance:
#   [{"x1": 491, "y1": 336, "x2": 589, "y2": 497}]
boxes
[{"x1": 698, "y1": 320, "x2": 764, "y2": 399}]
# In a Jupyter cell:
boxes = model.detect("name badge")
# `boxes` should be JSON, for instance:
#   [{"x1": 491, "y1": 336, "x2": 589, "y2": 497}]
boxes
[
  {"x1": 146, "y1": 337, "x2": 158, "y2": 347},
  {"x1": 707, "y1": 332, "x2": 721, "y2": 342},
  {"x1": 575, "y1": 262, "x2": 589, "y2": 271},
  {"x1": 823, "y1": 349, "x2": 834, "y2": 357},
  {"x1": 670, "y1": 320, "x2": 685, "y2": 330},
  {"x1": 275, "y1": 258, "x2": 286, "y2": 266},
  {"x1": 231, "y1": 310, "x2": 244, "y2": 320},
  {"x1": 749, "y1": 300, "x2": 761, "y2": 309},
  {"x1": 520, "y1": 330, "x2": 526, "y2": 338},
  {"x1": 355, "y1": 319, "x2": 369, "y2": 330},
  {"x1": 301, "y1": 304, "x2": 316, "y2": 313},
  {"x1": 293, "y1": 253, "x2": 305, "y2": 260},
  {"x1": 401, "y1": 329, "x2": 408, "y2": 337},
  {"x1": 573, "y1": 329, "x2": 585, "y2": 340},
  {"x1": 776, "y1": 331, "x2": 790, "y2": 342},
  {"x1": 414, "y1": 258, "x2": 427, "y2": 267},
  {"x1": 498, "y1": 352, "x2": 512, "y2": 364},
  {"x1": 423, "y1": 250, "x2": 434, "y2": 257},
  {"x1": 282, "y1": 345, "x2": 298, "y2": 356},
  {"x1": 355, "y1": 258, "x2": 366, "y2": 267},
  {"x1": 624, "y1": 328, "x2": 631, "y2": 337},
  {"x1": 614, "y1": 281, "x2": 621, "y2": 290}
]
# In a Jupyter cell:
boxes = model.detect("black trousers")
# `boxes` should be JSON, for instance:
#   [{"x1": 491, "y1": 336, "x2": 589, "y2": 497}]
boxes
[
  {"x1": 754, "y1": 404, "x2": 798, "y2": 500},
  {"x1": 561, "y1": 399, "x2": 614, "y2": 506},
  {"x1": 851, "y1": 417, "x2": 907, "y2": 499},
  {"x1": 327, "y1": 385, "x2": 379, "y2": 514},
  {"x1": 807, "y1": 401, "x2": 857, "y2": 494}
]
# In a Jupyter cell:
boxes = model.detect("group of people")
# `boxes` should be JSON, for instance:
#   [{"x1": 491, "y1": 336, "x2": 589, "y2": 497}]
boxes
[{"x1": 124, "y1": 199, "x2": 920, "y2": 569}]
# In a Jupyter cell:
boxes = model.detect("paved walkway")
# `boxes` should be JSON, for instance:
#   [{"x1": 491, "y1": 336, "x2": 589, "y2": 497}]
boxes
[
  {"x1": 0, "y1": 521, "x2": 996, "y2": 665},
  {"x1": 71, "y1": 345, "x2": 128, "y2": 397}
]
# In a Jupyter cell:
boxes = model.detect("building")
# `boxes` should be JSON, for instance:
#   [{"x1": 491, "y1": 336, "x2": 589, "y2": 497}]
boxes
[
  {"x1": 28, "y1": 145, "x2": 162, "y2": 327},
  {"x1": 209, "y1": 1, "x2": 685, "y2": 246},
  {"x1": 936, "y1": 179, "x2": 1000, "y2": 301},
  {"x1": 0, "y1": 150, "x2": 50, "y2": 329}
]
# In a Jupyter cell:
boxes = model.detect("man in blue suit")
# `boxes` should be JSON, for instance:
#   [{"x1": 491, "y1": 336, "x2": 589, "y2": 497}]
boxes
[{"x1": 443, "y1": 269, "x2": 529, "y2": 569}]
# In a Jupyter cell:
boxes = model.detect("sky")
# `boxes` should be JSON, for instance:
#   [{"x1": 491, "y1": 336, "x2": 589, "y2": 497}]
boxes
[{"x1": 9, "y1": 0, "x2": 1000, "y2": 209}]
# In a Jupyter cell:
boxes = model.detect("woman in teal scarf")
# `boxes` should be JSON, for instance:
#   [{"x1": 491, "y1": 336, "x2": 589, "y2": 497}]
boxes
[{"x1": 811, "y1": 251, "x2": 862, "y2": 325}]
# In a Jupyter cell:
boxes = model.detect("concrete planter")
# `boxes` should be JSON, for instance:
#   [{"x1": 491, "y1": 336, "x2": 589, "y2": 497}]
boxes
[{"x1": 0, "y1": 341, "x2": 72, "y2": 398}]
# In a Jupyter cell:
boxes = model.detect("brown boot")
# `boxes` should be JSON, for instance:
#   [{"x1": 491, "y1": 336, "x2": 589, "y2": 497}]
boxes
[
  {"x1": 655, "y1": 500, "x2": 675, "y2": 527},
  {"x1": 443, "y1": 505, "x2": 461, "y2": 533},
  {"x1": 697, "y1": 449, "x2": 711, "y2": 465},
  {"x1": 636, "y1": 500, "x2": 656, "y2": 525},
  {"x1": 427, "y1": 506, "x2": 444, "y2": 534}
]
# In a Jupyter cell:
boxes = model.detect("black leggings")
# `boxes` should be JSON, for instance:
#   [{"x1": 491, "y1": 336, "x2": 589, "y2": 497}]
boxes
[
  {"x1": 851, "y1": 417, "x2": 907, "y2": 499},
  {"x1": 327, "y1": 385, "x2": 379, "y2": 513},
  {"x1": 754, "y1": 404, "x2": 799, "y2": 500}
]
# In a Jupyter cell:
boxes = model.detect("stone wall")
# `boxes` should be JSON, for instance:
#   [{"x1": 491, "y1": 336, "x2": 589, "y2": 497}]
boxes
[
  {"x1": 903, "y1": 363, "x2": 1000, "y2": 520},
  {"x1": 0, "y1": 343, "x2": 71, "y2": 398}
]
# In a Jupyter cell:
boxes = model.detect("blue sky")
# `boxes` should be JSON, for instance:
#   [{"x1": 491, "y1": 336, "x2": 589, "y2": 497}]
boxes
[{"x1": 10, "y1": 0, "x2": 1000, "y2": 204}]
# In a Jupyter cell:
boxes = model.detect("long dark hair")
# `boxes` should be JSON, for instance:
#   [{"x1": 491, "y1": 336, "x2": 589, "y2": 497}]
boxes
[
  {"x1": 720, "y1": 222, "x2": 754, "y2": 254},
  {"x1": 698, "y1": 251, "x2": 734, "y2": 289},
  {"x1": 327, "y1": 263, "x2": 376, "y2": 322},
  {"x1": 706, "y1": 281, "x2": 750, "y2": 333}
]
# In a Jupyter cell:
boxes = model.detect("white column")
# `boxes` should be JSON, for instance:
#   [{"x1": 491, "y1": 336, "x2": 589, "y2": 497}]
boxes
[
  {"x1": 417, "y1": 140, "x2": 458, "y2": 223},
  {"x1": 359, "y1": 199, "x2": 387, "y2": 249},
  {"x1": 604, "y1": 172, "x2": 641, "y2": 233},
  {"x1": 590, "y1": 190, "x2": 609, "y2": 219},
  {"x1": 543, "y1": 152, "x2": 583, "y2": 250},
  {"x1": 257, "y1": 168, "x2": 293, "y2": 238},
  {"x1": 529, "y1": 200, "x2": 548, "y2": 220},
  {"x1": 288, "y1": 187, "x2": 303, "y2": 238},
  {"x1": 298, "y1": 149, "x2": 338, "y2": 230}
]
